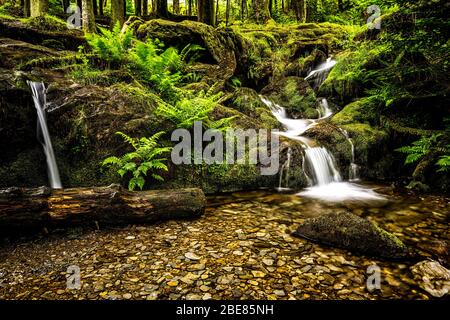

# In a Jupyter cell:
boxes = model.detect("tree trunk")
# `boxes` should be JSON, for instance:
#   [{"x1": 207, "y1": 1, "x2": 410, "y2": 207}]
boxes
[
  {"x1": 240, "y1": 0, "x2": 245, "y2": 20},
  {"x1": 197, "y1": 0, "x2": 215, "y2": 25},
  {"x1": 142, "y1": 0, "x2": 148, "y2": 15},
  {"x1": 30, "y1": 0, "x2": 48, "y2": 17},
  {"x1": 24, "y1": 0, "x2": 31, "y2": 17},
  {"x1": 77, "y1": 0, "x2": 82, "y2": 10},
  {"x1": 225, "y1": 0, "x2": 230, "y2": 25},
  {"x1": 93, "y1": 0, "x2": 98, "y2": 15},
  {"x1": 111, "y1": 0, "x2": 125, "y2": 28},
  {"x1": 156, "y1": 0, "x2": 168, "y2": 17},
  {"x1": 0, "y1": 186, "x2": 206, "y2": 232},
  {"x1": 250, "y1": 0, "x2": 270, "y2": 23},
  {"x1": 82, "y1": 0, "x2": 96, "y2": 32},
  {"x1": 173, "y1": 0, "x2": 179, "y2": 14},
  {"x1": 291, "y1": 0, "x2": 305, "y2": 22},
  {"x1": 337, "y1": 0, "x2": 343, "y2": 12},
  {"x1": 134, "y1": 0, "x2": 142, "y2": 15},
  {"x1": 99, "y1": 0, "x2": 104, "y2": 15},
  {"x1": 62, "y1": 0, "x2": 70, "y2": 11}
]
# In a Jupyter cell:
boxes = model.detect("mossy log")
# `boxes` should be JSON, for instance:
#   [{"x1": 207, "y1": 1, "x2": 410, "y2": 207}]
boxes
[{"x1": 0, "y1": 186, "x2": 206, "y2": 231}]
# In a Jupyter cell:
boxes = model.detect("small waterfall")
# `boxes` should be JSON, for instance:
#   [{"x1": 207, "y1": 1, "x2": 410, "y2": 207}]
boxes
[
  {"x1": 304, "y1": 57, "x2": 337, "y2": 89},
  {"x1": 28, "y1": 81, "x2": 62, "y2": 189},
  {"x1": 304, "y1": 147, "x2": 341, "y2": 186},
  {"x1": 277, "y1": 147, "x2": 291, "y2": 190},
  {"x1": 317, "y1": 98, "x2": 332, "y2": 119},
  {"x1": 340, "y1": 128, "x2": 360, "y2": 181}
]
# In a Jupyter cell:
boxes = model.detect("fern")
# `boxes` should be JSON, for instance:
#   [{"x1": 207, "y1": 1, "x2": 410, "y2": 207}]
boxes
[
  {"x1": 86, "y1": 22, "x2": 134, "y2": 63},
  {"x1": 396, "y1": 134, "x2": 442, "y2": 164},
  {"x1": 102, "y1": 131, "x2": 171, "y2": 191}
]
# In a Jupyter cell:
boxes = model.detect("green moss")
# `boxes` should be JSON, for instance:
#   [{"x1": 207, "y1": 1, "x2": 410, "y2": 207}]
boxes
[
  {"x1": 332, "y1": 97, "x2": 378, "y2": 126},
  {"x1": 25, "y1": 15, "x2": 69, "y2": 32}
]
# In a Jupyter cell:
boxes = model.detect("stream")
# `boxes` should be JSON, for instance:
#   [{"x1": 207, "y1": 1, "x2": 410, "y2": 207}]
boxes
[{"x1": 0, "y1": 185, "x2": 448, "y2": 300}]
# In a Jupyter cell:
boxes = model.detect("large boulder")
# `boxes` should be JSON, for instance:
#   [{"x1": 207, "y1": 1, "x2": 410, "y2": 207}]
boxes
[
  {"x1": 293, "y1": 212, "x2": 412, "y2": 260},
  {"x1": 134, "y1": 19, "x2": 236, "y2": 86},
  {"x1": 261, "y1": 76, "x2": 317, "y2": 119}
]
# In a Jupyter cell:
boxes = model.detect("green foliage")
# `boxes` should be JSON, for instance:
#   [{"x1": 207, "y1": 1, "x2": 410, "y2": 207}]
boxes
[
  {"x1": 396, "y1": 133, "x2": 450, "y2": 172},
  {"x1": 86, "y1": 23, "x2": 134, "y2": 63},
  {"x1": 155, "y1": 89, "x2": 234, "y2": 131},
  {"x1": 102, "y1": 131, "x2": 171, "y2": 191}
]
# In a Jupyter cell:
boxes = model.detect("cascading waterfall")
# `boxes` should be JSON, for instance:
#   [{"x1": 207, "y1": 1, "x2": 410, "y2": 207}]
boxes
[
  {"x1": 339, "y1": 129, "x2": 360, "y2": 181},
  {"x1": 28, "y1": 81, "x2": 62, "y2": 189},
  {"x1": 304, "y1": 57, "x2": 337, "y2": 89},
  {"x1": 277, "y1": 147, "x2": 292, "y2": 190},
  {"x1": 261, "y1": 57, "x2": 384, "y2": 201}
]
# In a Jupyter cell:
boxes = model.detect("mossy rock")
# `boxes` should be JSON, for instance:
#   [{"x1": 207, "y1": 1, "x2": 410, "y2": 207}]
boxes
[
  {"x1": 225, "y1": 87, "x2": 278, "y2": 129},
  {"x1": 135, "y1": 19, "x2": 236, "y2": 86},
  {"x1": 261, "y1": 76, "x2": 317, "y2": 118},
  {"x1": 293, "y1": 212, "x2": 412, "y2": 260}
]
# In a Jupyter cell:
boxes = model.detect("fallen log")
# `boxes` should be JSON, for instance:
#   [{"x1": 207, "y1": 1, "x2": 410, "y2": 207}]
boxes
[{"x1": 0, "y1": 185, "x2": 206, "y2": 232}]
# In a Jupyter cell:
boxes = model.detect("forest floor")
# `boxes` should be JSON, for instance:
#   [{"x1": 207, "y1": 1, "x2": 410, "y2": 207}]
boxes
[{"x1": 0, "y1": 183, "x2": 448, "y2": 300}]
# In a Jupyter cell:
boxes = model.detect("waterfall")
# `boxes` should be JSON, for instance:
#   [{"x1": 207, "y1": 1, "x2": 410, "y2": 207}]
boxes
[
  {"x1": 260, "y1": 56, "x2": 384, "y2": 201},
  {"x1": 304, "y1": 57, "x2": 337, "y2": 89},
  {"x1": 339, "y1": 128, "x2": 360, "y2": 181},
  {"x1": 278, "y1": 147, "x2": 292, "y2": 190},
  {"x1": 28, "y1": 81, "x2": 62, "y2": 189}
]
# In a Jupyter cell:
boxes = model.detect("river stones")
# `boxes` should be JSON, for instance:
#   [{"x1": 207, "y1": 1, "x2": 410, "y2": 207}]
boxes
[
  {"x1": 410, "y1": 260, "x2": 450, "y2": 298},
  {"x1": 292, "y1": 212, "x2": 410, "y2": 259}
]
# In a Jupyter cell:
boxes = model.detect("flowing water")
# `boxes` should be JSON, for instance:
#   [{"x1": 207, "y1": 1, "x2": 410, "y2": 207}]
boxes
[
  {"x1": 28, "y1": 81, "x2": 62, "y2": 189},
  {"x1": 304, "y1": 57, "x2": 337, "y2": 89},
  {"x1": 261, "y1": 58, "x2": 384, "y2": 202}
]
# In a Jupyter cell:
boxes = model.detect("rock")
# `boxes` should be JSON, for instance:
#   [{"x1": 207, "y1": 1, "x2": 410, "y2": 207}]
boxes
[
  {"x1": 251, "y1": 270, "x2": 266, "y2": 278},
  {"x1": 273, "y1": 290, "x2": 286, "y2": 297},
  {"x1": 202, "y1": 293, "x2": 212, "y2": 300},
  {"x1": 262, "y1": 258, "x2": 274, "y2": 266},
  {"x1": 185, "y1": 252, "x2": 201, "y2": 261},
  {"x1": 260, "y1": 76, "x2": 317, "y2": 119},
  {"x1": 293, "y1": 212, "x2": 411, "y2": 260},
  {"x1": 410, "y1": 260, "x2": 450, "y2": 298},
  {"x1": 167, "y1": 280, "x2": 179, "y2": 287},
  {"x1": 122, "y1": 293, "x2": 132, "y2": 299}
]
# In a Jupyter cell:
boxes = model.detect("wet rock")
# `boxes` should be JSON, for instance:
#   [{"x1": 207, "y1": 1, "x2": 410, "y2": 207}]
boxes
[
  {"x1": 410, "y1": 260, "x2": 450, "y2": 298},
  {"x1": 293, "y1": 212, "x2": 411, "y2": 260},
  {"x1": 261, "y1": 76, "x2": 317, "y2": 119}
]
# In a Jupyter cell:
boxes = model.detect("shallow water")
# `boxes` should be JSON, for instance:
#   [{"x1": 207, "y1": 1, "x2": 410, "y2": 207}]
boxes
[{"x1": 0, "y1": 182, "x2": 448, "y2": 300}]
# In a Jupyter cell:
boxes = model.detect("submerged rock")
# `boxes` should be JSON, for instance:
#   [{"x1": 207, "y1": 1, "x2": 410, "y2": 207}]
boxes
[
  {"x1": 292, "y1": 212, "x2": 411, "y2": 260},
  {"x1": 410, "y1": 260, "x2": 450, "y2": 298}
]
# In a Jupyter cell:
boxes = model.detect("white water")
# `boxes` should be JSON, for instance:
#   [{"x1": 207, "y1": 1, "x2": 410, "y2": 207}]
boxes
[
  {"x1": 28, "y1": 81, "x2": 62, "y2": 189},
  {"x1": 261, "y1": 57, "x2": 384, "y2": 201},
  {"x1": 304, "y1": 57, "x2": 337, "y2": 89},
  {"x1": 340, "y1": 128, "x2": 360, "y2": 181},
  {"x1": 277, "y1": 147, "x2": 292, "y2": 190}
]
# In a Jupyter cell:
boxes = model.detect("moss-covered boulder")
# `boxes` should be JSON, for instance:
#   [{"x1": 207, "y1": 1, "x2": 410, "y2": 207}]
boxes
[
  {"x1": 293, "y1": 212, "x2": 412, "y2": 260},
  {"x1": 261, "y1": 76, "x2": 318, "y2": 118},
  {"x1": 134, "y1": 19, "x2": 236, "y2": 86},
  {"x1": 224, "y1": 87, "x2": 278, "y2": 129}
]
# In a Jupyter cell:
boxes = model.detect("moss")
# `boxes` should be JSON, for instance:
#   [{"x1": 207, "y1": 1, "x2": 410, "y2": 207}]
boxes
[
  {"x1": 25, "y1": 15, "x2": 69, "y2": 32},
  {"x1": 331, "y1": 97, "x2": 378, "y2": 126}
]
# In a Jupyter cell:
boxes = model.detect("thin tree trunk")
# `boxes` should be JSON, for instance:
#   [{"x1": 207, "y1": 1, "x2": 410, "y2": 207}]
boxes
[
  {"x1": 93, "y1": 0, "x2": 98, "y2": 15},
  {"x1": 77, "y1": 0, "x2": 82, "y2": 10},
  {"x1": 24, "y1": 0, "x2": 31, "y2": 17},
  {"x1": 134, "y1": 0, "x2": 142, "y2": 15},
  {"x1": 187, "y1": 0, "x2": 192, "y2": 16},
  {"x1": 173, "y1": 0, "x2": 179, "y2": 14},
  {"x1": 99, "y1": 0, "x2": 104, "y2": 15},
  {"x1": 240, "y1": 0, "x2": 245, "y2": 21},
  {"x1": 142, "y1": 0, "x2": 148, "y2": 15},
  {"x1": 30, "y1": 0, "x2": 48, "y2": 17},
  {"x1": 225, "y1": 0, "x2": 230, "y2": 26},
  {"x1": 82, "y1": 0, "x2": 96, "y2": 32},
  {"x1": 250, "y1": 0, "x2": 270, "y2": 23}
]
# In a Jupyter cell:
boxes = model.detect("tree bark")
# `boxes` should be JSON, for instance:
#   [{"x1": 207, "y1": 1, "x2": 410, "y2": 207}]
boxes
[
  {"x1": 82, "y1": 0, "x2": 96, "y2": 32},
  {"x1": 173, "y1": 0, "x2": 179, "y2": 14},
  {"x1": 111, "y1": 0, "x2": 125, "y2": 28},
  {"x1": 134, "y1": 0, "x2": 142, "y2": 15},
  {"x1": 240, "y1": 0, "x2": 246, "y2": 21},
  {"x1": 225, "y1": 0, "x2": 230, "y2": 25},
  {"x1": 24, "y1": 0, "x2": 31, "y2": 17},
  {"x1": 250, "y1": 0, "x2": 271, "y2": 23},
  {"x1": 187, "y1": 0, "x2": 192, "y2": 15},
  {"x1": 142, "y1": 0, "x2": 148, "y2": 15},
  {"x1": 93, "y1": 0, "x2": 98, "y2": 15},
  {"x1": 99, "y1": 0, "x2": 104, "y2": 15},
  {"x1": 197, "y1": 0, "x2": 215, "y2": 25},
  {"x1": 30, "y1": 0, "x2": 48, "y2": 17},
  {"x1": 0, "y1": 186, "x2": 206, "y2": 231},
  {"x1": 156, "y1": 0, "x2": 168, "y2": 17}
]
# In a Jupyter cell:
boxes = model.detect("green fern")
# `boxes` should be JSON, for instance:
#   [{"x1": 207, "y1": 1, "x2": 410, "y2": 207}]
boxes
[
  {"x1": 102, "y1": 131, "x2": 171, "y2": 191},
  {"x1": 86, "y1": 22, "x2": 134, "y2": 63},
  {"x1": 396, "y1": 134, "x2": 442, "y2": 164}
]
